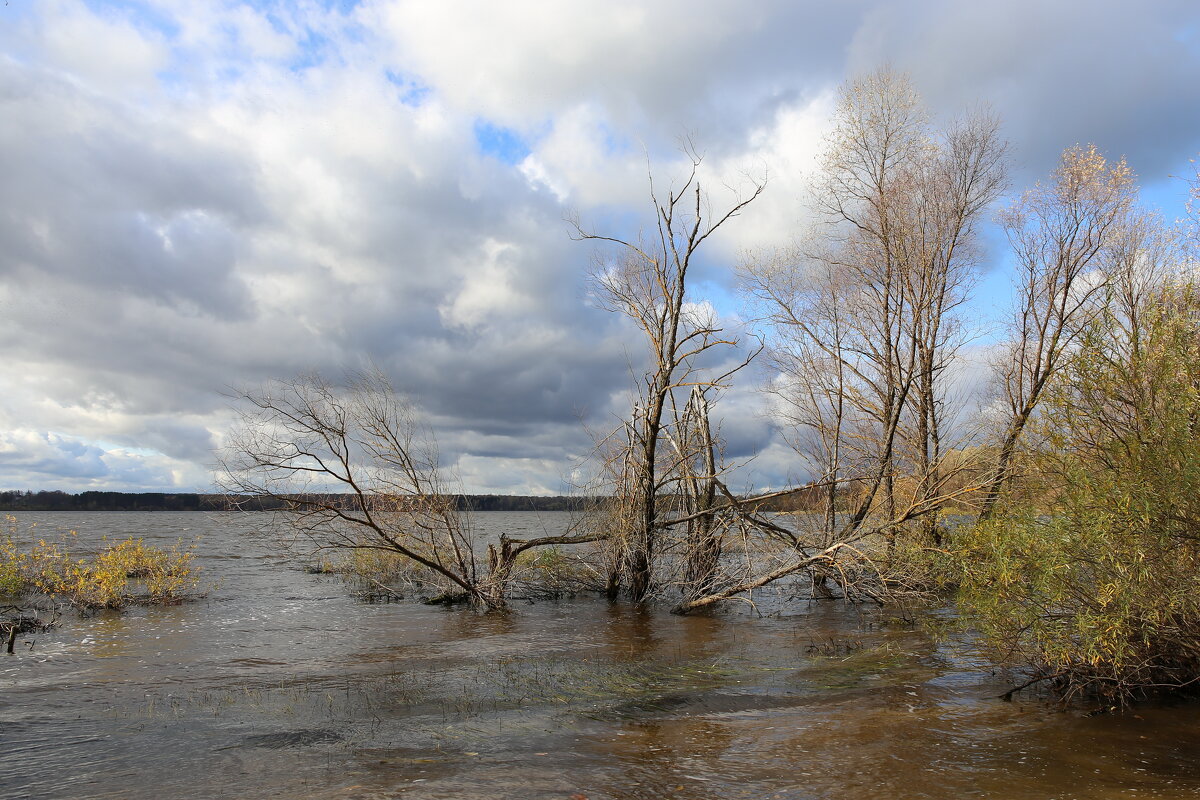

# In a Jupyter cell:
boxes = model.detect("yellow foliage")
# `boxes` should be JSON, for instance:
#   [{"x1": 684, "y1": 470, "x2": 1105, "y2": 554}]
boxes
[{"x1": 0, "y1": 525, "x2": 198, "y2": 609}]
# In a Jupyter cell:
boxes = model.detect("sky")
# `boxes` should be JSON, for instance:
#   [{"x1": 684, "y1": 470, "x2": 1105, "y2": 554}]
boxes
[{"x1": 1, "y1": 0, "x2": 1199, "y2": 495}]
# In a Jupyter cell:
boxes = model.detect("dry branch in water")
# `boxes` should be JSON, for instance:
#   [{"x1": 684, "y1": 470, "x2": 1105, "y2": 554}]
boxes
[{"x1": 219, "y1": 370, "x2": 604, "y2": 610}]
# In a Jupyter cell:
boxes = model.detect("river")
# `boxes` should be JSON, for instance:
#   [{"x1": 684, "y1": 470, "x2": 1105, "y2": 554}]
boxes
[{"x1": 2, "y1": 511, "x2": 1199, "y2": 799}]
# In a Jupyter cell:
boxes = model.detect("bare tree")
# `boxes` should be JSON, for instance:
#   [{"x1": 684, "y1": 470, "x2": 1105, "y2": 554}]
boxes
[
  {"x1": 978, "y1": 145, "x2": 1136, "y2": 521},
  {"x1": 654, "y1": 73, "x2": 1006, "y2": 613},
  {"x1": 900, "y1": 111, "x2": 1007, "y2": 543},
  {"x1": 745, "y1": 256, "x2": 856, "y2": 597},
  {"x1": 670, "y1": 387, "x2": 723, "y2": 602},
  {"x1": 572, "y1": 148, "x2": 764, "y2": 602},
  {"x1": 219, "y1": 371, "x2": 603, "y2": 610},
  {"x1": 743, "y1": 69, "x2": 1005, "y2": 577}
]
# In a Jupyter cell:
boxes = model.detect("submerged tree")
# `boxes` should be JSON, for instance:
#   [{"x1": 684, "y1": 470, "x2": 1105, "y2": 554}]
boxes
[
  {"x1": 573, "y1": 148, "x2": 764, "y2": 603},
  {"x1": 219, "y1": 371, "x2": 602, "y2": 610}
]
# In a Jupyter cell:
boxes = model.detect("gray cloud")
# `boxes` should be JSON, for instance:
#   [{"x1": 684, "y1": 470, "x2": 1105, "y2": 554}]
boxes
[
  {"x1": 0, "y1": 0, "x2": 1196, "y2": 493},
  {"x1": 846, "y1": 0, "x2": 1200, "y2": 183}
]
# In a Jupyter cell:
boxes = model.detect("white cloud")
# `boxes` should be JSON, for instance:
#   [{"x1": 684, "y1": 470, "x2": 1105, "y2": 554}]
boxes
[
  {"x1": 440, "y1": 239, "x2": 537, "y2": 329},
  {"x1": 34, "y1": 0, "x2": 168, "y2": 93},
  {"x1": 0, "y1": 429, "x2": 204, "y2": 490}
]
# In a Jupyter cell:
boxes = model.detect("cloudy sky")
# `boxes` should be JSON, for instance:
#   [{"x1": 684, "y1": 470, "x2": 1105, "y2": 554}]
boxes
[{"x1": 1, "y1": 0, "x2": 1198, "y2": 495}]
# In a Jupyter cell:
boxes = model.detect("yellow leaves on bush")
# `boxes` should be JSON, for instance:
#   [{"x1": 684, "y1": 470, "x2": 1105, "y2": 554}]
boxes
[{"x1": 0, "y1": 526, "x2": 198, "y2": 610}]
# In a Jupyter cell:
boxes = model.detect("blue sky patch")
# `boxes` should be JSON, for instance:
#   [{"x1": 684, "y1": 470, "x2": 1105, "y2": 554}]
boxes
[
  {"x1": 473, "y1": 120, "x2": 531, "y2": 165},
  {"x1": 387, "y1": 70, "x2": 432, "y2": 107}
]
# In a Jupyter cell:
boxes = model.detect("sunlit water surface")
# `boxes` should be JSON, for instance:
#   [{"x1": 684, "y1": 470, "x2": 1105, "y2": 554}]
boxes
[{"x1": 2, "y1": 511, "x2": 1200, "y2": 800}]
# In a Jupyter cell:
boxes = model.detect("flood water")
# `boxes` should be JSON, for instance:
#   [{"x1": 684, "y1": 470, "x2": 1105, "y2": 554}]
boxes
[{"x1": 3, "y1": 511, "x2": 1200, "y2": 800}]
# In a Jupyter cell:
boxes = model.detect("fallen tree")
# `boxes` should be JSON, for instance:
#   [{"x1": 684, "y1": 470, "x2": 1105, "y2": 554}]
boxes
[{"x1": 219, "y1": 370, "x2": 605, "y2": 611}]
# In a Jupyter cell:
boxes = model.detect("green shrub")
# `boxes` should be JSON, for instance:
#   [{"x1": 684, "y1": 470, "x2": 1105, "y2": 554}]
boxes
[{"x1": 957, "y1": 282, "x2": 1200, "y2": 703}]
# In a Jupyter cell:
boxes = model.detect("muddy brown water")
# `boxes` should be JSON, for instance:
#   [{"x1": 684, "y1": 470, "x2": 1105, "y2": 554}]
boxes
[{"x1": 3, "y1": 511, "x2": 1200, "y2": 800}]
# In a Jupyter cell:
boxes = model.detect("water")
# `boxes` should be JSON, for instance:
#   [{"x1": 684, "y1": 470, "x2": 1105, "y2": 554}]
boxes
[{"x1": 2, "y1": 511, "x2": 1200, "y2": 799}]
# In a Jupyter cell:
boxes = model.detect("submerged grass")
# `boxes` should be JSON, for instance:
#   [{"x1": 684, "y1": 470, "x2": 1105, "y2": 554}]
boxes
[{"x1": 135, "y1": 631, "x2": 923, "y2": 741}]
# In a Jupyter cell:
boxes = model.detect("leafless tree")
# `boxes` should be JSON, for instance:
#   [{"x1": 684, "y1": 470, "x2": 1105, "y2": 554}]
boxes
[
  {"x1": 978, "y1": 145, "x2": 1137, "y2": 520},
  {"x1": 572, "y1": 147, "x2": 764, "y2": 602},
  {"x1": 810, "y1": 69, "x2": 929, "y2": 532},
  {"x1": 218, "y1": 371, "x2": 603, "y2": 610},
  {"x1": 584, "y1": 74, "x2": 1005, "y2": 614},
  {"x1": 667, "y1": 387, "x2": 723, "y2": 601},
  {"x1": 901, "y1": 111, "x2": 1007, "y2": 542},
  {"x1": 742, "y1": 69, "x2": 1005, "y2": 582}
]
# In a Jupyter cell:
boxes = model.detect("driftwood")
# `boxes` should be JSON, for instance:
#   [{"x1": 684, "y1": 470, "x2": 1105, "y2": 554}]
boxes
[
  {"x1": 999, "y1": 671, "x2": 1067, "y2": 702},
  {"x1": 1, "y1": 607, "x2": 57, "y2": 654},
  {"x1": 670, "y1": 542, "x2": 852, "y2": 615}
]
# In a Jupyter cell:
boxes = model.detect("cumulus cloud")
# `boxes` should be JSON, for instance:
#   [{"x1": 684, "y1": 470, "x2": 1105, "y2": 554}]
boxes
[
  {"x1": 0, "y1": 429, "x2": 201, "y2": 490},
  {"x1": 0, "y1": 0, "x2": 1196, "y2": 493}
]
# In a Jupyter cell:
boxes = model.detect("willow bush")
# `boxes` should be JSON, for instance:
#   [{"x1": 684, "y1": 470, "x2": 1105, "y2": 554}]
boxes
[
  {"x1": 957, "y1": 280, "x2": 1200, "y2": 703},
  {"x1": 0, "y1": 518, "x2": 199, "y2": 610}
]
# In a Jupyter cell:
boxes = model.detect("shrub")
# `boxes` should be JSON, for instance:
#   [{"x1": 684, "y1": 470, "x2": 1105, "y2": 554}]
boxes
[
  {"x1": 957, "y1": 280, "x2": 1200, "y2": 703},
  {"x1": 511, "y1": 545, "x2": 597, "y2": 596},
  {"x1": 0, "y1": 524, "x2": 198, "y2": 610}
]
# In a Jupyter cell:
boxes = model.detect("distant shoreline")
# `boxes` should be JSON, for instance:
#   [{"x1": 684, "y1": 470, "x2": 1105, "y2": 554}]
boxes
[{"x1": 0, "y1": 490, "x2": 596, "y2": 513}]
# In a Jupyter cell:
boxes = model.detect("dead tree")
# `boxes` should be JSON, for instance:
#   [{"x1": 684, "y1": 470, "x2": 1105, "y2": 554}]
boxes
[
  {"x1": 743, "y1": 70, "x2": 1005, "y2": 574},
  {"x1": 573, "y1": 147, "x2": 764, "y2": 602},
  {"x1": 671, "y1": 387, "x2": 723, "y2": 602}
]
